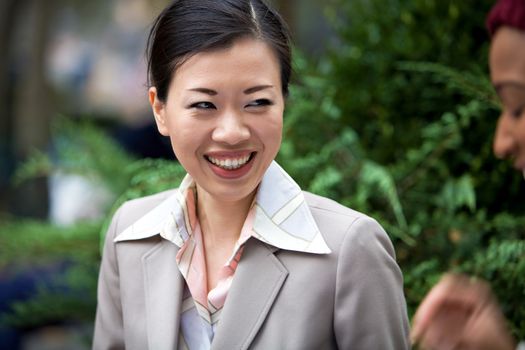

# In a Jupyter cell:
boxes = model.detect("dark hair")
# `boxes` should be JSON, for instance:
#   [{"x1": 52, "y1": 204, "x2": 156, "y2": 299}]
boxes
[
  {"x1": 486, "y1": 0, "x2": 525, "y2": 36},
  {"x1": 147, "y1": 0, "x2": 292, "y2": 102}
]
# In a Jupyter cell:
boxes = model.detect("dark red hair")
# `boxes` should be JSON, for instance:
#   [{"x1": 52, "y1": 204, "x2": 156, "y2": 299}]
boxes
[{"x1": 487, "y1": 0, "x2": 525, "y2": 36}]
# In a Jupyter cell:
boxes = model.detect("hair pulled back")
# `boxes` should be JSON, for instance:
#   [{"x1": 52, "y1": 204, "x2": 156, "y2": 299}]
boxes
[{"x1": 147, "y1": 0, "x2": 292, "y2": 102}]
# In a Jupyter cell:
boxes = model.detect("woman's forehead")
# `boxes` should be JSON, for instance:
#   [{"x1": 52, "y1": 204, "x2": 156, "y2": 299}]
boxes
[
  {"x1": 170, "y1": 38, "x2": 281, "y2": 88},
  {"x1": 490, "y1": 27, "x2": 525, "y2": 84}
]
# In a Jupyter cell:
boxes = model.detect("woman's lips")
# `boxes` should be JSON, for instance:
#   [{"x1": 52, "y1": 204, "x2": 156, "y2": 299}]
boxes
[{"x1": 205, "y1": 151, "x2": 256, "y2": 179}]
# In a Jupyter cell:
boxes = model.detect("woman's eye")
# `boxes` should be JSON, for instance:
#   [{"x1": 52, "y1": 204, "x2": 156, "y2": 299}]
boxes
[
  {"x1": 512, "y1": 106, "x2": 525, "y2": 119},
  {"x1": 189, "y1": 101, "x2": 216, "y2": 109},
  {"x1": 246, "y1": 99, "x2": 273, "y2": 108}
]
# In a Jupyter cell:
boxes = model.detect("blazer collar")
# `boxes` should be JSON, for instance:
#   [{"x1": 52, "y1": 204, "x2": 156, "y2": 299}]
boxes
[
  {"x1": 114, "y1": 161, "x2": 331, "y2": 254},
  {"x1": 211, "y1": 239, "x2": 288, "y2": 350},
  {"x1": 142, "y1": 239, "x2": 184, "y2": 350}
]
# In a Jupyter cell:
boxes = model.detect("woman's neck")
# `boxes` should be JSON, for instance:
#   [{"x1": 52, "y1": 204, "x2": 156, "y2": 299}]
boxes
[{"x1": 195, "y1": 186, "x2": 255, "y2": 246}]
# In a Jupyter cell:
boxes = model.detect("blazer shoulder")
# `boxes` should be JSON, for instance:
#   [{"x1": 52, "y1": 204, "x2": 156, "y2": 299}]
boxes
[
  {"x1": 303, "y1": 191, "x2": 390, "y2": 251},
  {"x1": 111, "y1": 189, "x2": 178, "y2": 235},
  {"x1": 303, "y1": 190, "x2": 375, "y2": 224}
]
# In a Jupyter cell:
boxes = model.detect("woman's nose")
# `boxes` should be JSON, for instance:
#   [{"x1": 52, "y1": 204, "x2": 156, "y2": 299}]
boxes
[
  {"x1": 212, "y1": 111, "x2": 250, "y2": 145},
  {"x1": 493, "y1": 114, "x2": 517, "y2": 159}
]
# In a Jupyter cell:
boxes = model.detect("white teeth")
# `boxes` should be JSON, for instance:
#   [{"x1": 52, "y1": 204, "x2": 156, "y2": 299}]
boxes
[{"x1": 207, "y1": 154, "x2": 251, "y2": 170}]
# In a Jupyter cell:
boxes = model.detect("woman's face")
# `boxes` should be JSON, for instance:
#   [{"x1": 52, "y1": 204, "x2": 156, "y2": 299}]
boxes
[
  {"x1": 149, "y1": 37, "x2": 284, "y2": 203},
  {"x1": 490, "y1": 26, "x2": 525, "y2": 172}
]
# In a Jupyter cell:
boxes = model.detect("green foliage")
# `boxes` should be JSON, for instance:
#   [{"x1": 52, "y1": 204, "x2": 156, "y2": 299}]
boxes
[
  {"x1": 1, "y1": 262, "x2": 98, "y2": 328},
  {"x1": 397, "y1": 62, "x2": 500, "y2": 109},
  {"x1": 0, "y1": 219, "x2": 101, "y2": 326},
  {"x1": 279, "y1": 0, "x2": 525, "y2": 339},
  {"x1": 120, "y1": 158, "x2": 186, "y2": 201},
  {"x1": 402, "y1": 259, "x2": 441, "y2": 315},
  {"x1": 0, "y1": 220, "x2": 100, "y2": 270}
]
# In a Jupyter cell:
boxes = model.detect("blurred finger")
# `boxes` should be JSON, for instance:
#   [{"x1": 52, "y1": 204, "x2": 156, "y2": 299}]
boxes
[
  {"x1": 412, "y1": 273, "x2": 463, "y2": 342},
  {"x1": 411, "y1": 273, "x2": 492, "y2": 344}
]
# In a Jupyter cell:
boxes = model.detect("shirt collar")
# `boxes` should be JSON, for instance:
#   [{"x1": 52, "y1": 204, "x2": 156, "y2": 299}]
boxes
[{"x1": 114, "y1": 161, "x2": 331, "y2": 255}]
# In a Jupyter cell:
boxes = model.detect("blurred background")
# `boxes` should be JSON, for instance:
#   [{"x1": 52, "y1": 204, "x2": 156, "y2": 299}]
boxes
[{"x1": 1, "y1": 0, "x2": 524, "y2": 349}]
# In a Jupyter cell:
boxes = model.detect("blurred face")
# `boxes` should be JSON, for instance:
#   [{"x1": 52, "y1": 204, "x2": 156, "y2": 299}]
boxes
[
  {"x1": 149, "y1": 37, "x2": 284, "y2": 203},
  {"x1": 490, "y1": 27, "x2": 525, "y2": 173}
]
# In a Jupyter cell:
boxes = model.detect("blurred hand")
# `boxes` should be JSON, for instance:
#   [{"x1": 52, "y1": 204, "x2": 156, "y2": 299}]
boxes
[{"x1": 411, "y1": 273, "x2": 516, "y2": 350}]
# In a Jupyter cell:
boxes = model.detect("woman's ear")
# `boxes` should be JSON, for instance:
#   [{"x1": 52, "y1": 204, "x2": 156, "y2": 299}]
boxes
[{"x1": 149, "y1": 87, "x2": 169, "y2": 136}]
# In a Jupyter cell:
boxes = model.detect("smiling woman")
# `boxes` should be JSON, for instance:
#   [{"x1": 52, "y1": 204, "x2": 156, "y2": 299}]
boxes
[
  {"x1": 150, "y1": 38, "x2": 283, "y2": 205},
  {"x1": 92, "y1": 1, "x2": 409, "y2": 349}
]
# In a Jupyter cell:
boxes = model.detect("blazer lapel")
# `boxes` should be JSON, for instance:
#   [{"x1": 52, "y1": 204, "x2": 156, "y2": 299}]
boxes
[
  {"x1": 142, "y1": 239, "x2": 184, "y2": 350},
  {"x1": 211, "y1": 239, "x2": 288, "y2": 350}
]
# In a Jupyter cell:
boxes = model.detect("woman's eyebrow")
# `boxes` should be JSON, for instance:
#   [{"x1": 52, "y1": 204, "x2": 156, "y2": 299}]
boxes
[
  {"x1": 244, "y1": 85, "x2": 274, "y2": 94},
  {"x1": 188, "y1": 87, "x2": 217, "y2": 95},
  {"x1": 186, "y1": 85, "x2": 273, "y2": 95},
  {"x1": 493, "y1": 80, "x2": 525, "y2": 92}
]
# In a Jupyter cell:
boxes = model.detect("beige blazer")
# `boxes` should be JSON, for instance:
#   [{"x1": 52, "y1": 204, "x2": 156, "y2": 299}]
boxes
[{"x1": 93, "y1": 190, "x2": 409, "y2": 350}]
